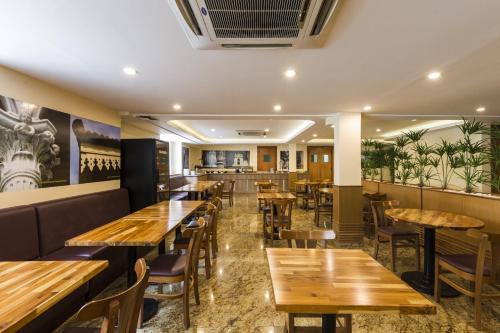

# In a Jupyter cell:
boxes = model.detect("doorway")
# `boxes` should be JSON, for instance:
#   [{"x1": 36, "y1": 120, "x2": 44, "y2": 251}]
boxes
[
  {"x1": 307, "y1": 146, "x2": 333, "y2": 180},
  {"x1": 257, "y1": 146, "x2": 277, "y2": 172}
]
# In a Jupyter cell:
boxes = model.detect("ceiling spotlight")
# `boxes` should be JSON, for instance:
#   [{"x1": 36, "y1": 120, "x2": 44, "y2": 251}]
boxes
[
  {"x1": 363, "y1": 105, "x2": 372, "y2": 111},
  {"x1": 376, "y1": 128, "x2": 381, "y2": 132},
  {"x1": 427, "y1": 71, "x2": 442, "y2": 80},
  {"x1": 219, "y1": 135, "x2": 223, "y2": 138},
  {"x1": 411, "y1": 119, "x2": 417, "y2": 122},
  {"x1": 210, "y1": 128, "x2": 216, "y2": 132},
  {"x1": 313, "y1": 133, "x2": 318, "y2": 137},
  {"x1": 172, "y1": 104, "x2": 182, "y2": 110},
  {"x1": 264, "y1": 128, "x2": 270, "y2": 132},
  {"x1": 330, "y1": 125, "x2": 335, "y2": 128},
  {"x1": 273, "y1": 104, "x2": 282, "y2": 111},
  {"x1": 123, "y1": 67, "x2": 138, "y2": 76},
  {"x1": 301, "y1": 140, "x2": 305, "y2": 143},
  {"x1": 284, "y1": 69, "x2": 296, "y2": 78},
  {"x1": 476, "y1": 106, "x2": 486, "y2": 112}
]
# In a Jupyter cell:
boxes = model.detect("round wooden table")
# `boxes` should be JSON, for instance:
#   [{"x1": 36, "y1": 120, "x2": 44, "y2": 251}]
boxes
[{"x1": 385, "y1": 208, "x2": 484, "y2": 296}]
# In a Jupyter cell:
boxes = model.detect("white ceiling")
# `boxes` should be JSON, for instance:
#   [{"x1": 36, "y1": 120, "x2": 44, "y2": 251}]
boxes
[{"x1": 1, "y1": 0, "x2": 500, "y2": 144}]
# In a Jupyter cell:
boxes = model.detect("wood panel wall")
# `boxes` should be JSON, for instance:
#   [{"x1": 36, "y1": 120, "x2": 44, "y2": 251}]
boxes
[{"x1": 333, "y1": 186, "x2": 363, "y2": 243}]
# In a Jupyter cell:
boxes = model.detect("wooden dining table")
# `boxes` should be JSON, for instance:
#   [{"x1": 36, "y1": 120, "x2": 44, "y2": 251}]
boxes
[
  {"x1": 0, "y1": 261, "x2": 108, "y2": 333},
  {"x1": 169, "y1": 181, "x2": 218, "y2": 200},
  {"x1": 267, "y1": 248, "x2": 435, "y2": 333},
  {"x1": 66, "y1": 200, "x2": 205, "y2": 320},
  {"x1": 385, "y1": 208, "x2": 484, "y2": 297}
]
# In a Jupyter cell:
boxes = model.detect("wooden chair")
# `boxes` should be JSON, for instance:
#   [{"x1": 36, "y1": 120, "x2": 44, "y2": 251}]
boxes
[
  {"x1": 362, "y1": 192, "x2": 387, "y2": 238},
  {"x1": 279, "y1": 229, "x2": 351, "y2": 333},
  {"x1": 146, "y1": 218, "x2": 206, "y2": 329},
  {"x1": 371, "y1": 200, "x2": 420, "y2": 272},
  {"x1": 435, "y1": 230, "x2": 500, "y2": 329},
  {"x1": 64, "y1": 259, "x2": 149, "y2": 333},
  {"x1": 174, "y1": 205, "x2": 216, "y2": 278},
  {"x1": 263, "y1": 199, "x2": 293, "y2": 247},
  {"x1": 311, "y1": 186, "x2": 332, "y2": 227},
  {"x1": 222, "y1": 180, "x2": 236, "y2": 207},
  {"x1": 258, "y1": 187, "x2": 279, "y2": 212}
]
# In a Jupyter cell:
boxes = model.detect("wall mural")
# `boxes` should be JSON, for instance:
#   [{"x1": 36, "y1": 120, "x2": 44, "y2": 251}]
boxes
[
  {"x1": 202, "y1": 150, "x2": 249, "y2": 168},
  {"x1": 0, "y1": 94, "x2": 120, "y2": 193},
  {"x1": 280, "y1": 150, "x2": 289, "y2": 170}
]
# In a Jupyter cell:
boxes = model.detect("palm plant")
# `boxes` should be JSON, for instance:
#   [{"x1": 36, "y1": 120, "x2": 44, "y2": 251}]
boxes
[
  {"x1": 432, "y1": 139, "x2": 458, "y2": 189},
  {"x1": 385, "y1": 145, "x2": 398, "y2": 183},
  {"x1": 393, "y1": 135, "x2": 411, "y2": 184},
  {"x1": 361, "y1": 139, "x2": 375, "y2": 180},
  {"x1": 411, "y1": 142, "x2": 436, "y2": 187},
  {"x1": 489, "y1": 125, "x2": 500, "y2": 193},
  {"x1": 372, "y1": 141, "x2": 387, "y2": 182},
  {"x1": 453, "y1": 118, "x2": 490, "y2": 193}
]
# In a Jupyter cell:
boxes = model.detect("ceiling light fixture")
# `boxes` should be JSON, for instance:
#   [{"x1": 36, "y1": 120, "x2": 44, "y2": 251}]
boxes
[
  {"x1": 123, "y1": 67, "x2": 138, "y2": 76},
  {"x1": 172, "y1": 104, "x2": 182, "y2": 110},
  {"x1": 264, "y1": 128, "x2": 269, "y2": 132},
  {"x1": 363, "y1": 105, "x2": 372, "y2": 111},
  {"x1": 273, "y1": 104, "x2": 282, "y2": 112},
  {"x1": 284, "y1": 69, "x2": 296, "y2": 78},
  {"x1": 313, "y1": 133, "x2": 318, "y2": 137},
  {"x1": 330, "y1": 125, "x2": 335, "y2": 128},
  {"x1": 411, "y1": 119, "x2": 417, "y2": 122},
  {"x1": 301, "y1": 140, "x2": 305, "y2": 143},
  {"x1": 476, "y1": 106, "x2": 486, "y2": 112},
  {"x1": 376, "y1": 128, "x2": 381, "y2": 132},
  {"x1": 427, "y1": 71, "x2": 442, "y2": 80},
  {"x1": 210, "y1": 128, "x2": 216, "y2": 132}
]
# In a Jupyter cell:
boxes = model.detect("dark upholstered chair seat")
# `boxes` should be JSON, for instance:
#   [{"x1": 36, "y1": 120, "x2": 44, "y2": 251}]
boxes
[
  {"x1": 64, "y1": 327, "x2": 100, "y2": 333},
  {"x1": 378, "y1": 226, "x2": 418, "y2": 236},
  {"x1": 437, "y1": 253, "x2": 491, "y2": 276},
  {"x1": 170, "y1": 192, "x2": 188, "y2": 201},
  {"x1": 173, "y1": 237, "x2": 191, "y2": 245},
  {"x1": 149, "y1": 254, "x2": 187, "y2": 277},
  {"x1": 40, "y1": 246, "x2": 107, "y2": 261}
]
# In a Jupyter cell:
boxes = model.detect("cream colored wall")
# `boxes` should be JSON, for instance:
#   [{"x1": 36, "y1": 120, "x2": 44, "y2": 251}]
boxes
[
  {"x1": 0, "y1": 66, "x2": 121, "y2": 208},
  {"x1": 121, "y1": 118, "x2": 161, "y2": 139}
]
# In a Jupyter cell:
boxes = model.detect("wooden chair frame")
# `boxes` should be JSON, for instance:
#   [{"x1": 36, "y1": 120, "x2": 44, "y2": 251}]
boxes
[
  {"x1": 222, "y1": 180, "x2": 236, "y2": 207},
  {"x1": 263, "y1": 198, "x2": 293, "y2": 247},
  {"x1": 311, "y1": 186, "x2": 332, "y2": 227}
]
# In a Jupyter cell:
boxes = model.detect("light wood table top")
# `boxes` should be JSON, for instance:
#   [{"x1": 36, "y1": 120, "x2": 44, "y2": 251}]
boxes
[
  {"x1": 170, "y1": 181, "x2": 218, "y2": 193},
  {"x1": 66, "y1": 200, "x2": 205, "y2": 246},
  {"x1": 295, "y1": 180, "x2": 333, "y2": 186},
  {"x1": 254, "y1": 181, "x2": 278, "y2": 186},
  {"x1": 385, "y1": 208, "x2": 484, "y2": 230},
  {"x1": 0, "y1": 261, "x2": 108, "y2": 333},
  {"x1": 319, "y1": 188, "x2": 334, "y2": 194},
  {"x1": 266, "y1": 248, "x2": 436, "y2": 315},
  {"x1": 257, "y1": 192, "x2": 296, "y2": 200}
]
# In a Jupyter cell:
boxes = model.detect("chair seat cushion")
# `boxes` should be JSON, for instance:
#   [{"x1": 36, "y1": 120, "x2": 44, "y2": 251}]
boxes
[
  {"x1": 170, "y1": 193, "x2": 188, "y2": 201},
  {"x1": 378, "y1": 226, "x2": 418, "y2": 236},
  {"x1": 149, "y1": 254, "x2": 187, "y2": 277},
  {"x1": 173, "y1": 236, "x2": 190, "y2": 245},
  {"x1": 64, "y1": 327, "x2": 101, "y2": 333},
  {"x1": 41, "y1": 246, "x2": 107, "y2": 260},
  {"x1": 437, "y1": 253, "x2": 491, "y2": 276}
]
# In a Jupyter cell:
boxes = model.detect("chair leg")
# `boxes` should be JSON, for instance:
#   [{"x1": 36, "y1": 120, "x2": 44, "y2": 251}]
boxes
[
  {"x1": 183, "y1": 285, "x2": 190, "y2": 329},
  {"x1": 373, "y1": 240, "x2": 379, "y2": 260},
  {"x1": 286, "y1": 313, "x2": 295, "y2": 333},
  {"x1": 344, "y1": 314, "x2": 352, "y2": 333},
  {"x1": 434, "y1": 260, "x2": 441, "y2": 303},
  {"x1": 389, "y1": 239, "x2": 396, "y2": 272},
  {"x1": 474, "y1": 282, "x2": 482, "y2": 329},
  {"x1": 415, "y1": 236, "x2": 421, "y2": 271},
  {"x1": 211, "y1": 236, "x2": 217, "y2": 259},
  {"x1": 204, "y1": 249, "x2": 211, "y2": 279}
]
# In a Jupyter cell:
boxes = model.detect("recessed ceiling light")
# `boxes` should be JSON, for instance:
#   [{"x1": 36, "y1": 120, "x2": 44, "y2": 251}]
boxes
[
  {"x1": 123, "y1": 67, "x2": 138, "y2": 76},
  {"x1": 427, "y1": 71, "x2": 442, "y2": 80},
  {"x1": 172, "y1": 104, "x2": 182, "y2": 110},
  {"x1": 363, "y1": 105, "x2": 372, "y2": 111},
  {"x1": 313, "y1": 133, "x2": 318, "y2": 137},
  {"x1": 210, "y1": 128, "x2": 216, "y2": 132},
  {"x1": 264, "y1": 128, "x2": 269, "y2": 132},
  {"x1": 273, "y1": 104, "x2": 282, "y2": 111},
  {"x1": 330, "y1": 125, "x2": 335, "y2": 128},
  {"x1": 284, "y1": 69, "x2": 296, "y2": 78},
  {"x1": 301, "y1": 140, "x2": 305, "y2": 143},
  {"x1": 476, "y1": 106, "x2": 486, "y2": 112},
  {"x1": 411, "y1": 119, "x2": 417, "y2": 122},
  {"x1": 376, "y1": 128, "x2": 381, "y2": 132},
  {"x1": 219, "y1": 135, "x2": 223, "y2": 138}
]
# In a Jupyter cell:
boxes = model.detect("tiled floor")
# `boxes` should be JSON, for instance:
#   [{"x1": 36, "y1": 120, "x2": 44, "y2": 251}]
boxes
[{"x1": 62, "y1": 194, "x2": 500, "y2": 332}]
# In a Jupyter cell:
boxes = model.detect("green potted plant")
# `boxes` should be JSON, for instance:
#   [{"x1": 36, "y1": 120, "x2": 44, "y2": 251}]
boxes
[
  {"x1": 489, "y1": 124, "x2": 500, "y2": 193},
  {"x1": 432, "y1": 139, "x2": 458, "y2": 190}
]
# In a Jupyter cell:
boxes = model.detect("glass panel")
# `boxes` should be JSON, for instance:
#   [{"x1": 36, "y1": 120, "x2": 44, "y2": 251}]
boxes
[
  {"x1": 263, "y1": 154, "x2": 271, "y2": 163},
  {"x1": 311, "y1": 154, "x2": 318, "y2": 163},
  {"x1": 323, "y1": 154, "x2": 329, "y2": 163},
  {"x1": 296, "y1": 151, "x2": 304, "y2": 169}
]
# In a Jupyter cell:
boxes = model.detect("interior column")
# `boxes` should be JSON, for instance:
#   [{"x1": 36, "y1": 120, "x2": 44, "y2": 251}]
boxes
[
  {"x1": 326, "y1": 113, "x2": 363, "y2": 244},
  {"x1": 287, "y1": 144, "x2": 297, "y2": 192}
]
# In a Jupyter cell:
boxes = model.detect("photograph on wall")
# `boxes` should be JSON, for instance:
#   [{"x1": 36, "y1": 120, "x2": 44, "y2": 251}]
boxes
[
  {"x1": 0, "y1": 95, "x2": 70, "y2": 192},
  {"x1": 296, "y1": 151, "x2": 304, "y2": 169},
  {"x1": 280, "y1": 150, "x2": 289, "y2": 170},
  {"x1": 202, "y1": 150, "x2": 250, "y2": 168},
  {"x1": 70, "y1": 116, "x2": 121, "y2": 184},
  {"x1": 182, "y1": 146, "x2": 189, "y2": 170}
]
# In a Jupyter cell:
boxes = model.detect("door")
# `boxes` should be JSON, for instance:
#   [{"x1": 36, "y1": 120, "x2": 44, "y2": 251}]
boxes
[
  {"x1": 257, "y1": 146, "x2": 277, "y2": 172},
  {"x1": 307, "y1": 146, "x2": 333, "y2": 180}
]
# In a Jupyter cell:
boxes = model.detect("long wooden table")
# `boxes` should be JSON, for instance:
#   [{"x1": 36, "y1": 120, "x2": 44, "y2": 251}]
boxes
[
  {"x1": 170, "y1": 181, "x2": 218, "y2": 200},
  {"x1": 267, "y1": 248, "x2": 436, "y2": 332},
  {"x1": 0, "y1": 261, "x2": 108, "y2": 333},
  {"x1": 385, "y1": 208, "x2": 484, "y2": 296},
  {"x1": 66, "y1": 200, "x2": 205, "y2": 321}
]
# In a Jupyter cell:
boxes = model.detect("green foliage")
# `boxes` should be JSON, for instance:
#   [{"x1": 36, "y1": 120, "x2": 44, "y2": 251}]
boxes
[
  {"x1": 432, "y1": 139, "x2": 457, "y2": 189},
  {"x1": 489, "y1": 125, "x2": 500, "y2": 192}
]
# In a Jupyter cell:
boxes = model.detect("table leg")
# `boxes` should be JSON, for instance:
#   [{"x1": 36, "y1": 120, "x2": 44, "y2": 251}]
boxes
[
  {"x1": 158, "y1": 239, "x2": 165, "y2": 255},
  {"x1": 322, "y1": 314, "x2": 336, "y2": 333},
  {"x1": 401, "y1": 227, "x2": 459, "y2": 297},
  {"x1": 127, "y1": 247, "x2": 158, "y2": 322}
]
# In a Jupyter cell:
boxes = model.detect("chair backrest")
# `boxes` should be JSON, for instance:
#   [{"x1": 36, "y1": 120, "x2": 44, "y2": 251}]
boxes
[
  {"x1": 371, "y1": 200, "x2": 400, "y2": 231},
  {"x1": 311, "y1": 185, "x2": 321, "y2": 207},
  {"x1": 183, "y1": 218, "x2": 207, "y2": 280},
  {"x1": 205, "y1": 203, "x2": 217, "y2": 235},
  {"x1": 229, "y1": 180, "x2": 236, "y2": 194},
  {"x1": 72, "y1": 259, "x2": 150, "y2": 333},
  {"x1": 362, "y1": 192, "x2": 387, "y2": 213},
  {"x1": 270, "y1": 199, "x2": 293, "y2": 229},
  {"x1": 465, "y1": 229, "x2": 500, "y2": 283},
  {"x1": 280, "y1": 229, "x2": 336, "y2": 249},
  {"x1": 212, "y1": 196, "x2": 222, "y2": 210},
  {"x1": 260, "y1": 188, "x2": 279, "y2": 193}
]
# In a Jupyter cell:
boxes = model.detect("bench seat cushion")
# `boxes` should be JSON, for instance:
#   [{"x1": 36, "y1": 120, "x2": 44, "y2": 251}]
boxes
[
  {"x1": 0, "y1": 206, "x2": 39, "y2": 261},
  {"x1": 40, "y1": 246, "x2": 107, "y2": 261}
]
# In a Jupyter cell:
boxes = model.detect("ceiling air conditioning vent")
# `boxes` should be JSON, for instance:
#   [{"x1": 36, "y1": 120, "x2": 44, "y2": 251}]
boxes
[
  {"x1": 236, "y1": 130, "x2": 267, "y2": 137},
  {"x1": 167, "y1": 0, "x2": 342, "y2": 49}
]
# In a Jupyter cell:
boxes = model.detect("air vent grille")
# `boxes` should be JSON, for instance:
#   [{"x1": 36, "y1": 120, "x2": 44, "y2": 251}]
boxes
[
  {"x1": 205, "y1": 0, "x2": 308, "y2": 39},
  {"x1": 236, "y1": 130, "x2": 267, "y2": 137}
]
